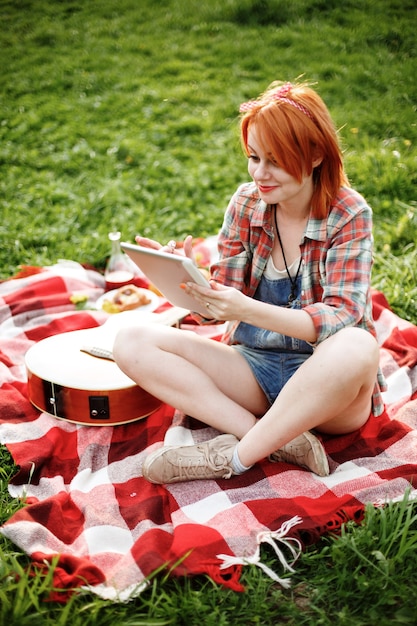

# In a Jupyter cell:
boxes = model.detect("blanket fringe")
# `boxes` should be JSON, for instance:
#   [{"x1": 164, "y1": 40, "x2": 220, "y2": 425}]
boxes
[{"x1": 216, "y1": 515, "x2": 303, "y2": 589}]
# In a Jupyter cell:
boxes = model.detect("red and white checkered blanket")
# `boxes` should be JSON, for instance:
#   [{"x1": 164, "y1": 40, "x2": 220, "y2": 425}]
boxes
[{"x1": 1, "y1": 261, "x2": 417, "y2": 602}]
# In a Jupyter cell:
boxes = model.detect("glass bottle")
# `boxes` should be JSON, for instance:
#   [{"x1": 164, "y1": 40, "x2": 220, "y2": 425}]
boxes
[{"x1": 104, "y1": 231, "x2": 135, "y2": 291}]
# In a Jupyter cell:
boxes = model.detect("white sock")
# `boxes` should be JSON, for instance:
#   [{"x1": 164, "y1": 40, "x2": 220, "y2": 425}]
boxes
[{"x1": 231, "y1": 446, "x2": 252, "y2": 475}]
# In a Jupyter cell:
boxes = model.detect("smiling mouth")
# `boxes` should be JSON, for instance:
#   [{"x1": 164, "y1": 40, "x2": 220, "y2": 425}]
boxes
[{"x1": 258, "y1": 184, "x2": 277, "y2": 193}]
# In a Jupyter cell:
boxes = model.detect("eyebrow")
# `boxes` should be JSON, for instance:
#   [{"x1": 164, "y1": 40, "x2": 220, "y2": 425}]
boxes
[{"x1": 247, "y1": 144, "x2": 276, "y2": 161}]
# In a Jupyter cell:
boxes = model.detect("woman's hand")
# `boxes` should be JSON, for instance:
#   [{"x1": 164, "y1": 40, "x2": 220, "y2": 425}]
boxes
[
  {"x1": 135, "y1": 234, "x2": 195, "y2": 260},
  {"x1": 182, "y1": 280, "x2": 248, "y2": 321}
]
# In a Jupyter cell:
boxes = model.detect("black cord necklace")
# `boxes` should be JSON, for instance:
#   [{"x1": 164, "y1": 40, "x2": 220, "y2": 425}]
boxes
[{"x1": 273, "y1": 206, "x2": 303, "y2": 306}]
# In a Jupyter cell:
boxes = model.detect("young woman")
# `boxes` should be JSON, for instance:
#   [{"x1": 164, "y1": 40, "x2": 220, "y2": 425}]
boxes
[{"x1": 113, "y1": 81, "x2": 385, "y2": 484}]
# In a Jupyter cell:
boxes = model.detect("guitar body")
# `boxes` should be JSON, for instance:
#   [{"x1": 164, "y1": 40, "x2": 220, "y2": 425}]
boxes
[{"x1": 25, "y1": 308, "x2": 187, "y2": 426}]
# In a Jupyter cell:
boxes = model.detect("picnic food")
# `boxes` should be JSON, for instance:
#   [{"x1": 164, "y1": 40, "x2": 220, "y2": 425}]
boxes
[{"x1": 102, "y1": 285, "x2": 151, "y2": 313}]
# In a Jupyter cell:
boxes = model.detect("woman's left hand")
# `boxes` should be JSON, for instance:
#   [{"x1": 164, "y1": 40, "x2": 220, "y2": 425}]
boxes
[{"x1": 183, "y1": 280, "x2": 248, "y2": 321}]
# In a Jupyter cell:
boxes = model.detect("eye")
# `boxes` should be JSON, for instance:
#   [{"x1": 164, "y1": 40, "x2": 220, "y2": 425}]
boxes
[
  {"x1": 248, "y1": 154, "x2": 259, "y2": 162},
  {"x1": 267, "y1": 154, "x2": 280, "y2": 167}
]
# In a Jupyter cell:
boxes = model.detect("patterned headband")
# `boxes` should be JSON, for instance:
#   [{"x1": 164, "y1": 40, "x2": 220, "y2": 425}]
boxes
[{"x1": 239, "y1": 82, "x2": 314, "y2": 121}]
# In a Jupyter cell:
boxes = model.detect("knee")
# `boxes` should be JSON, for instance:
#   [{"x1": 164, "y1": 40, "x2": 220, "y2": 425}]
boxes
[
  {"x1": 321, "y1": 327, "x2": 380, "y2": 375},
  {"x1": 342, "y1": 326, "x2": 379, "y2": 358},
  {"x1": 112, "y1": 325, "x2": 147, "y2": 370}
]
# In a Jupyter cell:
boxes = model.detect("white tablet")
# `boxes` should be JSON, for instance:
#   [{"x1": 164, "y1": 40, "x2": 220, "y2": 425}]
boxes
[{"x1": 121, "y1": 242, "x2": 212, "y2": 316}]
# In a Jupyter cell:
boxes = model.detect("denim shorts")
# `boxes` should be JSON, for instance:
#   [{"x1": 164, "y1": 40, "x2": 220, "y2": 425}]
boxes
[{"x1": 232, "y1": 344, "x2": 312, "y2": 406}]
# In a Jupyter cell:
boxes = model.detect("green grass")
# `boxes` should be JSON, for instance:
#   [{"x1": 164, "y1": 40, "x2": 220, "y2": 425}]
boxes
[
  {"x1": 1, "y1": 0, "x2": 417, "y2": 623},
  {"x1": 1, "y1": 0, "x2": 416, "y2": 313}
]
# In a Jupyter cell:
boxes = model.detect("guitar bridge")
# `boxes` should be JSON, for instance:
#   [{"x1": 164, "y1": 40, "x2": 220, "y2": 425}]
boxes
[{"x1": 80, "y1": 346, "x2": 114, "y2": 361}]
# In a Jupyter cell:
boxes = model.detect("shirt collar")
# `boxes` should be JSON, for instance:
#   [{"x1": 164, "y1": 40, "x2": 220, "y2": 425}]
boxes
[
  {"x1": 304, "y1": 216, "x2": 328, "y2": 242},
  {"x1": 252, "y1": 199, "x2": 270, "y2": 227},
  {"x1": 250, "y1": 188, "x2": 327, "y2": 241}
]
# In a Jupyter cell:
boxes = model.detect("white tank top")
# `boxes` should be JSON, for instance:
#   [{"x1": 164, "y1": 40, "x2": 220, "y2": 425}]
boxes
[{"x1": 264, "y1": 255, "x2": 302, "y2": 280}]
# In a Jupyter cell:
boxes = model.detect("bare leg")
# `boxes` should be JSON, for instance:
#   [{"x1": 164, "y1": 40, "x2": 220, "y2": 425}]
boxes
[
  {"x1": 115, "y1": 324, "x2": 379, "y2": 478},
  {"x1": 113, "y1": 324, "x2": 269, "y2": 439},
  {"x1": 237, "y1": 327, "x2": 380, "y2": 467}
]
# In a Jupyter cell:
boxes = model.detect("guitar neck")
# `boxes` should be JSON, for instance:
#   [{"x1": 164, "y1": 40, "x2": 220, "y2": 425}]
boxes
[{"x1": 80, "y1": 305, "x2": 190, "y2": 361}]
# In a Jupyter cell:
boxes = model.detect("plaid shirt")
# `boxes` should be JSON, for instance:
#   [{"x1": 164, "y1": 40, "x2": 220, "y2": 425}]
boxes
[{"x1": 210, "y1": 182, "x2": 386, "y2": 415}]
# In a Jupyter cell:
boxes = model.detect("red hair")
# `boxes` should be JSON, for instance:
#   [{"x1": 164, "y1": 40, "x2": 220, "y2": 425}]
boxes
[{"x1": 240, "y1": 81, "x2": 349, "y2": 219}]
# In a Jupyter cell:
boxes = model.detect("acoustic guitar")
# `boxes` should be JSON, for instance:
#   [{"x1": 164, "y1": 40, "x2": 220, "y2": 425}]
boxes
[{"x1": 25, "y1": 306, "x2": 188, "y2": 426}]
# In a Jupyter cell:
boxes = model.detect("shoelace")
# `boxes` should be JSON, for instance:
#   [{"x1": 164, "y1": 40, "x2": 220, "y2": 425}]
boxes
[
  {"x1": 270, "y1": 435, "x2": 329, "y2": 475},
  {"x1": 176, "y1": 446, "x2": 233, "y2": 481}
]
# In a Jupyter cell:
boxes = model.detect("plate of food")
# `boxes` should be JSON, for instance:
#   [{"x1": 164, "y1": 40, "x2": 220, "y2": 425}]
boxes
[{"x1": 95, "y1": 284, "x2": 160, "y2": 314}]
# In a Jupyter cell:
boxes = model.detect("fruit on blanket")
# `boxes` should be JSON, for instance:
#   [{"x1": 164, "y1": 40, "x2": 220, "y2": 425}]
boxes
[{"x1": 102, "y1": 285, "x2": 151, "y2": 313}]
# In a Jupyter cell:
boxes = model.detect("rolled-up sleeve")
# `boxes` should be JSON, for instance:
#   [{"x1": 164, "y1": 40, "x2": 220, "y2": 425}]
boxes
[{"x1": 302, "y1": 191, "x2": 375, "y2": 344}]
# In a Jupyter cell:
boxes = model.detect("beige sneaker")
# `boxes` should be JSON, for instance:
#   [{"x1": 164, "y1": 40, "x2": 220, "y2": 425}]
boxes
[
  {"x1": 269, "y1": 431, "x2": 330, "y2": 476},
  {"x1": 142, "y1": 433, "x2": 239, "y2": 484}
]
